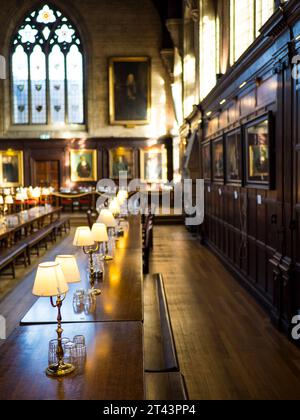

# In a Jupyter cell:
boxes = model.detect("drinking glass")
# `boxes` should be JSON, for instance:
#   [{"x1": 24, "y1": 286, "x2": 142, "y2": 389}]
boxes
[
  {"x1": 73, "y1": 335, "x2": 85, "y2": 346},
  {"x1": 75, "y1": 343, "x2": 87, "y2": 359},
  {"x1": 64, "y1": 342, "x2": 77, "y2": 364}
]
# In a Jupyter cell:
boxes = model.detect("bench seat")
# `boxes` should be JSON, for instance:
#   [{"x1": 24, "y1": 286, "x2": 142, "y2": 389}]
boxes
[
  {"x1": 0, "y1": 243, "x2": 28, "y2": 278},
  {"x1": 144, "y1": 273, "x2": 179, "y2": 372},
  {"x1": 145, "y1": 372, "x2": 188, "y2": 400}
]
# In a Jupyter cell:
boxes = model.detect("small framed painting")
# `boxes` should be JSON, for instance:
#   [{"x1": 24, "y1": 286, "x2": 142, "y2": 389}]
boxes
[
  {"x1": 202, "y1": 142, "x2": 211, "y2": 181},
  {"x1": 109, "y1": 148, "x2": 135, "y2": 179},
  {"x1": 140, "y1": 146, "x2": 167, "y2": 182},
  {"x1": 109, "y1": 57, "x2": 151, "y2": 125},
  {"x1": 225, "y1": 129, "x2": 242, "y2": 184},
  {"x1": 70, "y1": 149, "x2": 97, "y2": 182},
  {"x1": 0, "y1": 150, "x2": 24, "y2": 187},
  {"x1": 212, "y1": 138, "x2": 224, "y2": 183},
  {"x1": 245, "y1": 113, "x2": 273, "y2": 187}
]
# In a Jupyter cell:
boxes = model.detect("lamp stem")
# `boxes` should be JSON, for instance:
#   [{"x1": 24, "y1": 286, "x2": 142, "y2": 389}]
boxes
[
  {"x1": 47, "y1": 295, "x2": 75, "y2": 377},
  {"x1": 83, "y1": 244, "x2": 101, "y2": 295},
  {"x1": 50, "y1": 295, "x2": 64, "y2": 370}
]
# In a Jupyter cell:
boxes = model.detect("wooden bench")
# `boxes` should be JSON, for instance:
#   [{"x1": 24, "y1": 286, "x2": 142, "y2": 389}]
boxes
[
  {"x1": 145, "y1": 372, "x2": 188, "y2": 400},
  {"x1": 53, "y1": 216, "x2": 71, "y2": 237},
  {"x1": 0, "y1": 243, "x2": 28, "y2": 279},
  {"x1": 142, "y1": 213, "x2": 154, "y2": 274},
  {"x1": 25, "y1": 224, "x2": 56, "y2": 264},
  {"x1": 144, "y1": 273, "x2": 179, "y2": 372}
]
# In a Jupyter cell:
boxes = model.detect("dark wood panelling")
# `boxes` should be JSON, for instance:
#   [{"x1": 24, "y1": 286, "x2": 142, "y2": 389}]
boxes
[
  {"x1": 0, "y1": 136, "x2": 173, "y2": 187},
  {"x1": 199, "y1": 2, "x2": 300, "y2": 337}
]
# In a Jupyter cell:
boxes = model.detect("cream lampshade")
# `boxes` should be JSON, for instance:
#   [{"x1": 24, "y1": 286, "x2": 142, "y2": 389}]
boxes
[
  {"x1": 91, "y1": 223, "x2": 109, "y2": 243},
  {"x1": 117, "y1": 190, "x2": 128, "y2": 204},
  {"x1": 73, "y1": 227, "x2": 101, "y2": 295},
  {"x1": 55, "y1": 255, "x2": 81, "y2": 284},
  {"x1": 32, "y1": 262, "x2": 69, "y2": 297},
  {"x1": 109, "y1": 198, "x2": 121, "y2": 216},
  {"x1": 73, "y1": 226, "x2": 95, "y2": 247},
  {"x1": 15, "y1": 193, "x2": 24, "y2": 201},
  {"x1": 97, "y1": 209, "x2": 117, "y2": 228},
  {"x1": 32, "y1": 261, "x2": 74, "y2": 378},
  {"x1": 4, "y1": 195, "x2": 14, "y2": 205}
]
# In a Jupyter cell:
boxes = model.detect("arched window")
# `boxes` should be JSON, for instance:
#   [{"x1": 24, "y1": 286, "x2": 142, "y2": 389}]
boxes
[{"x1": 11, "y1": 4, "x2": 84, "y2": 126}]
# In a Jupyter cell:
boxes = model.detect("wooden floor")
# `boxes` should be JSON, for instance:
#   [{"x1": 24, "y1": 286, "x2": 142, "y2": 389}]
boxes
[
  {"x1": 149, "y1": 225, "x2": 300, "y2": 400},
  {"x1": 1, "y1": 224, "x2": 300, "y2": 399}
]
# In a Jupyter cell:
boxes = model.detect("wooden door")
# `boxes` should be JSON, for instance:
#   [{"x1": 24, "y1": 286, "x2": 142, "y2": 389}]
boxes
[{"x1": 33, "y1": 160, "x2": 60, "y2": 190}]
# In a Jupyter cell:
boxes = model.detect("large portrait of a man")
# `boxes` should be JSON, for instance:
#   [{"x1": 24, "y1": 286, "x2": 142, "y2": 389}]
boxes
[
  {"x1": 109, "y1": 57, "x2": 151, "y2": 125},
  {"x1": 140, "y1": 147, "x2": 167, "y2": 183},
  {"x1": 0, "y1": 150, "x2": 24, "y2": 187},
  {"x1": 109, "y1": 148, "x2": 135, "y2": 179},
  {"x1": 70, "y1": 150, "x2": 97, "y2": 182}
]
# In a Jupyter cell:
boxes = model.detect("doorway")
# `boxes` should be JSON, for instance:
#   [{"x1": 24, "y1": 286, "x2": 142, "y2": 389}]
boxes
[{"x1": 33, "y1": 160, "x2": 60, "y2": 190}]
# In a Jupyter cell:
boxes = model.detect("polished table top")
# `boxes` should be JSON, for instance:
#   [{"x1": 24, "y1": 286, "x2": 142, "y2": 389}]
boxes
[
  {"x1": 0, "y1": 206, "x2": 62, "y2": 241},
  {"x1": 0, "y1": 322, "x2": 144, "y2": 400},
  {"x1": 21, "y1": 215, "x2": 143, "y2": 324}
]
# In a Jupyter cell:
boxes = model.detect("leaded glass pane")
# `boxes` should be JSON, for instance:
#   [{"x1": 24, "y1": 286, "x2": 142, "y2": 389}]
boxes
[
  {"x1": 11, "y1": 3, "x2": 84, "y2": 126},
  {"x1": 67, "y1": 45, "x2": 84, "y2": 124},
  {"x1": 37, "y1": 5, "x2": 56, "y2": 24},
  {"x1": 49, "y1": 45, "x2": 65, "y2": 124},
  {"x1": 30, "y1": 45, "x2": 46, "y2": 124},
  {"x1": 12, "y1": 45, "x2": 29, "y2": 124}
]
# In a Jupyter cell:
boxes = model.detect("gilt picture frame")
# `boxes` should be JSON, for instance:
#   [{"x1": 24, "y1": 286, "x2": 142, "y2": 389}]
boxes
[
  {"x1": 109, "y1": 57, "x2": 151, "y2": 126},
  {"x1": 109, "y1": 147, "x2": 135, "y2": 179},
  {"x1": 212, "y1": 137, "x2": 224, "y2": 183},
  {"x1": 245, "y1": 113, "x2": 273, "y2": 187},
  {"x1": 0, "y1": 150, "x2": 24, "y2": 187},
  {"x1": 70, "y1": 149, "x2": 97, "y2": 182},
  {"x1": 140, "y1": 147, "x2": 167, "y2": 183}
]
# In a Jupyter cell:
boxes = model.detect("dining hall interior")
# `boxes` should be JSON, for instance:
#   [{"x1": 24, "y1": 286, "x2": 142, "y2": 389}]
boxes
[{"x1": 1, "y1": 0, "x2": 300, "y2": 402}]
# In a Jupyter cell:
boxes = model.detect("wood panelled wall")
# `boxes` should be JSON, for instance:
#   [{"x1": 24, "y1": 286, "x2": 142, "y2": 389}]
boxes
[
  {"x1": 193, "y1": 1, "x2": 300, "y2": 337},
  {"x1": 0, "y1": 137, "x2": 174, "y2": 187}
]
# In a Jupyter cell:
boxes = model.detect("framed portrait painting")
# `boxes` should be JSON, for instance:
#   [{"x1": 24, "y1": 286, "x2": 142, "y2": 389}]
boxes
[
  {"x1": 0, "y1": 150, "x2": 24, "y2": 187},
  {"x1": 212, "y1": 138, "x2": 224, "y2": 183},
  {"x1": 70, "y1": 150, "x2": 97, "y2": 182},
  {"x1": 202, "y1": 142, "x2": 211, "y2": 181},
  {"x1": 225, "y1": 129, "x2": 242, "y2": 184},
  {"x1": 245, "y1": 113, "x2": 273, "y2": 187},
  {"x1": 140, "y1": 147, "x2": 167, "y2": 183},
  {"x1": 109, "y1": 57, "x2": 151, "y2": 125},
  {"x1": 109, "y1": 148, "x2": 135, "y2": 179}
]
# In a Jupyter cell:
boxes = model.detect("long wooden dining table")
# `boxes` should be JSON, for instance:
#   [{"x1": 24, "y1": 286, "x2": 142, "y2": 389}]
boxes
[
  {"x1": 0, "y1": 215, "x2": 145, "y2": 400},
  {"x1": 0, "y1": 206, "x2": 62, "y2": 246},
  {"x1": 21, "y1": 217, "x2": 143, "y2": 324}
]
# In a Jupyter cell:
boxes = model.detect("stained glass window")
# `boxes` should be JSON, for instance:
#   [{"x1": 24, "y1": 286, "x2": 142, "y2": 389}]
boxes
[{"x1": 11, "y1": 3, "x2": 84, "y2": 125}]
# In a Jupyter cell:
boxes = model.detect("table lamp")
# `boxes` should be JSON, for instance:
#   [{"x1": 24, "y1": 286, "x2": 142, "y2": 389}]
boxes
[
  {"x1": 91, "y1": 222, "x2": 110, "y2": 262},
  {"x1": 97, "y1": 209, "x2": 117, "y2": 232},
  {"x1": 117, "y1": 190, "x2": 128, "y2": 204},
  {"x1": 55, "y1": 255, "x2": 81, "y2": 285},
  {"x1": 32, "y1": 261, "x2": 74, "y2": 377},
  {"x1": 73, "y1": 226, "x2": 101, "y2": 295},
  {"x1": 4, "y1": 195, "x2": 14, "y2": 205},
  {"x1": 97, "y1": 209, "x2": 117, "y2": 257},
  {"x1": 109, "y1": 198, "x2": 121, "y2": 217}
]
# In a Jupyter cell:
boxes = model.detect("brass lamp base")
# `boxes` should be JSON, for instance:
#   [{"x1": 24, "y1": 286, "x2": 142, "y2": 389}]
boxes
[
  {"x1": 46, "y1": 362, "x2": 75, "y2": 378},
  {"x1": 91, "y1": 288, "x2": 101, "y2": 296}
]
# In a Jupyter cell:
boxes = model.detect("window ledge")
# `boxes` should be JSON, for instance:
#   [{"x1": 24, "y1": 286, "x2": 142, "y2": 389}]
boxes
[{"x1": 4, "y1": 124, "x2": 87, "y2": 137}]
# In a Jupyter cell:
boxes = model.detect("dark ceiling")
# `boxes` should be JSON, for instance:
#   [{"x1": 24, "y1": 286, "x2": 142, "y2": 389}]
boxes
[{"x1": 150, "y1": 0, "x2": 182, "y2": 48}]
